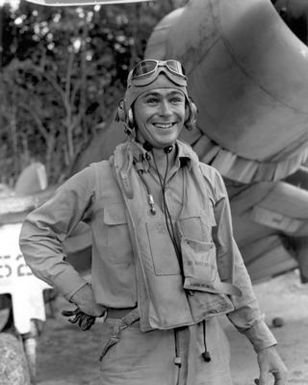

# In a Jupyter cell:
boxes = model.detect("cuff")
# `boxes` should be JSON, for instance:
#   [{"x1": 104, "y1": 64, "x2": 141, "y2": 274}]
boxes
[
  {"x1": 242, "y1": 320, "x2": 277, "y2": 352},
  {"x1": 68, "y1": 282, "x2": 90, "y2": 303},
  {"x1": 52, "y1": 267, "x2": 88, "y2": 301}
]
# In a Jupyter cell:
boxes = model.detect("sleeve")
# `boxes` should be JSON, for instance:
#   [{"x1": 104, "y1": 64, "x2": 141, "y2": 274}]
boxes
[
  {"x1": 19, "y1": 166, "x2": 96, "y2": 301},
  {"x1": 209, "y1": 167, "x2": 277, "y2": 352}
]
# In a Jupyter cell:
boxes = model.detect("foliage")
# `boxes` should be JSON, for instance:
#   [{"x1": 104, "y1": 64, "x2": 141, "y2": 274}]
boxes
[{"x1": 0, "y1": 0, "x2": 188, "y2": 186}]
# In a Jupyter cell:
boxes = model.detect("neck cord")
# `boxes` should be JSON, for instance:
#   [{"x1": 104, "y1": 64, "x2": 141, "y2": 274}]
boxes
[
  {"x1": 151, "y1": 150, "x2": 185, "y2": 279},
  {"x1": 135, "y1": 166, "x2": 156, "y2": 215},
  {"x1": 202, "y1": 320, "x2": 212, "y2": 362}
]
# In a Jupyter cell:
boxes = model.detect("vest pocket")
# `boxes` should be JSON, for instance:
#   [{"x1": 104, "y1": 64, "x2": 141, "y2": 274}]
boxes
[
  {"x1": 103, "y1": 204, "x2": 131, "y2": 264},
  {"x1": 146, "y1": 222, "x2": 181, "y2": 276},
  {"x1": 181, "y1": 238, "x2": 218, "y2": 290},
  {"x1": 177, "y1": 215, "x2": 214, "y2": 243}
]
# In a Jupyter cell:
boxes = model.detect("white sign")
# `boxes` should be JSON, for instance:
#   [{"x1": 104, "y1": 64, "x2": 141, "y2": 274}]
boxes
[{"x1": 0, "y1": 223, "x2": 50, "y2": 334}]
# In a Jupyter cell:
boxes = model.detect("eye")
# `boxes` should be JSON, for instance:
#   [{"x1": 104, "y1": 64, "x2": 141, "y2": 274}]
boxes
[
  {"x1": 145, "y1": 96, "x2": 159, "y2": 104},
  {"x1": 170, "y1": 95, "x2": 185, "y2": 104}
]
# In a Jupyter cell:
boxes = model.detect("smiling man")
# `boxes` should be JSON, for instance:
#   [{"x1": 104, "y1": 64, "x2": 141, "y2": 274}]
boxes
[
  {"x1": 134, "y1": 88, "x2": 186, "y2": 148},
  {"x1": 19, "y1": 59, "x2": 287, "y2": 385}
]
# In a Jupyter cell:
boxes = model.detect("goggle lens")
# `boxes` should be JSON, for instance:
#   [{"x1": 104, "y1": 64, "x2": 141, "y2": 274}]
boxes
[
  {"x1": 131, "y1": 59, "x2": 186, "y2": 80},
  {"x1": 132, "y1": 60, "x2": 158, "y2": 77},
  {"x1": 166, "y1": 60, "x2": 185, "y2": 75}
]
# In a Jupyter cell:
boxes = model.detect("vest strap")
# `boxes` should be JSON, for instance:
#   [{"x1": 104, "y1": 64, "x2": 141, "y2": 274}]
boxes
[{"x1": 184, "y1": 280, "x2": 241, "y2": 297}]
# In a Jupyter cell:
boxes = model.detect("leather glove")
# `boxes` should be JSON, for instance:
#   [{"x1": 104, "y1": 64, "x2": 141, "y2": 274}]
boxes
[
  {"x1": 62, "y1": 307, "x2": 106, "y2": 331},
  {"x1": 69, "y1": 282, "x2": 106, "y2": 317},
  {"x1": 63, "y1": 283, "x2": 107, "y2": 330}
]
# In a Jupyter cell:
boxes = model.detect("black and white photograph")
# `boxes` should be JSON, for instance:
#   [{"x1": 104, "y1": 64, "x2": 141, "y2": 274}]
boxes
[{"x1": 0, "y1": 1, "x2": 307, "y2": 384}]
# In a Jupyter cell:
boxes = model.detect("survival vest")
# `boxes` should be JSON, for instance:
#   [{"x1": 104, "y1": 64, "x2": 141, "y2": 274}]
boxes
[{"x1": 112, "y1": 141, "x2": 240, "y2": 332}]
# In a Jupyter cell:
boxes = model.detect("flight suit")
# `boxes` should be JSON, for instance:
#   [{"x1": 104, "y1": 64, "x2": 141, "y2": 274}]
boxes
[{"x1": 19, "y1": 140, "x2": 277, "y2": 385}]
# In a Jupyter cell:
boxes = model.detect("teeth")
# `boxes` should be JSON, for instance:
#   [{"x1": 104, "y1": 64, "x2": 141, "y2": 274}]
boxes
[{"x1": 153, "y1": 123, "x2": 174, "y2": 128}]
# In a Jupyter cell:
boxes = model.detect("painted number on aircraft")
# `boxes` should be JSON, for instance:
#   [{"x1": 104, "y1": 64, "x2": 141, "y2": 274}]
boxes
[{"x1": 0, "y1": 254, "x2": 33, "y2": 279}]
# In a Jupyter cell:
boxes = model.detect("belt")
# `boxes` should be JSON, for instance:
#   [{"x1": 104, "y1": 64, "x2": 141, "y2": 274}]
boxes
[{"x1": 106, "y1": 307, "x2": 138, "y2": 319}]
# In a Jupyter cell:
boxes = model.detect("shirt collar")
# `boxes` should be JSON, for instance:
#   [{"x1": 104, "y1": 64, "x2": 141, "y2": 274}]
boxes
[
  {"x1": 130, "y1": 140, "x2": 195, "y2": 173},
  {"x1": 176, "y1": 141, "x2": 193, "y2": 170}
]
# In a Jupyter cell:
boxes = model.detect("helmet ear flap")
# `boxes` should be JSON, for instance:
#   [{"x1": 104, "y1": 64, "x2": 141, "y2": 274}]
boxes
[
  {"x1": 116, "y1": 100, "x2": 135, "y2": 136},
  {"x1": 117, "y1": 100, "x2": 126, "y2": 122},
  {"x1": 127, "y1": 109, "x2": 134, "y2": 127},
  {"x1": 117, "y1": 100, "x2": 134, "y2": 127},
  {"x1": 185, "y1": 98, "x2": 198, "y2": 130}
]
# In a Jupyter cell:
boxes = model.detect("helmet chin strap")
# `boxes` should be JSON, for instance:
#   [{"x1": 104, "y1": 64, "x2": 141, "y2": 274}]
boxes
[{"x1": 142, "y1": 140, "x2": 174, "y2": 154}]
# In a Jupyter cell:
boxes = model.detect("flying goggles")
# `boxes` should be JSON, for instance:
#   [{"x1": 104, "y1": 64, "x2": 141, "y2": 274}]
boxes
[{"x1": 128, "y1": 59, "x2": 187, "y2": 87}]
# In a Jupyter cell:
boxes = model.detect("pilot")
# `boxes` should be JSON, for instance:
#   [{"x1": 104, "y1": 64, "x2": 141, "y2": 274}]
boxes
[{"x1": 19, "y1": 59, "x2": 288, "y2": 385}]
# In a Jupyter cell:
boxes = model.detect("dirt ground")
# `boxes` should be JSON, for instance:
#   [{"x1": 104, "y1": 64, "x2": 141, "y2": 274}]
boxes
[{"x1": 35, "y1": 270, "x2": 308, "y2": 385}]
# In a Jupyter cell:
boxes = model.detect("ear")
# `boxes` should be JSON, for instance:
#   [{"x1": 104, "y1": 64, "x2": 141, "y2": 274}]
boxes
[{"x1": 185, "y1": 104, "x2": 190, "y2": 121}]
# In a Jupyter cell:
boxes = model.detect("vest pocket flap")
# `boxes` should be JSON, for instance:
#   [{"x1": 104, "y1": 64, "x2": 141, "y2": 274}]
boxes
[
  {"x1": 104, "y1": 204, "x2": 127, "y2": 225},
  {"x1": 181, "y1": 238, "x2": 217, "y2": 284},
  {"x1": 177, "y1": 215, "x2": 215, "y2": 243}
]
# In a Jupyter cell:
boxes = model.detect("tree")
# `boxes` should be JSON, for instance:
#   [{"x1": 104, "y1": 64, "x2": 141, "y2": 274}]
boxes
[{"x1": 0, "y1": 0, "x2": 188, "y2": 186}]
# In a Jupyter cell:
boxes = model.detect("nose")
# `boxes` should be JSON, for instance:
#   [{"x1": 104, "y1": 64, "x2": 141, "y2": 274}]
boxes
[{"x1": 159, "y1": 100, "x2": 173, "y2": 116}]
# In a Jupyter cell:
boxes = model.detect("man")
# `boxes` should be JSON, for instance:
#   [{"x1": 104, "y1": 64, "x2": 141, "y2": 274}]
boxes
[{"x1": 19, "y1": 59, "x2": 288, "y2": 385}]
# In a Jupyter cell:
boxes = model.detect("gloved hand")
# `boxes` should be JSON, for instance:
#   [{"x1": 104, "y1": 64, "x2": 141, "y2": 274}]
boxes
[
  {"x1": 62, "y1": 307, "x2": 106, "y2": 331},
  {"x1": 70, "y1": 282, "x2": 106, "y2": 316},
  {"x1": 62, "y1": 283, "x2": 107, "y2": 331}
]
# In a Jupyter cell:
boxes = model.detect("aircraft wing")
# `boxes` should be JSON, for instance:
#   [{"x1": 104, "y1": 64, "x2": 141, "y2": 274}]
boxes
[{"x1": 25, "y1": 0, "x2": 154, "y2": 6}]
